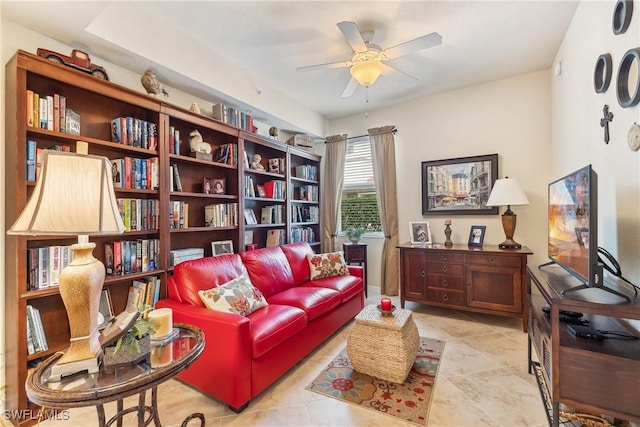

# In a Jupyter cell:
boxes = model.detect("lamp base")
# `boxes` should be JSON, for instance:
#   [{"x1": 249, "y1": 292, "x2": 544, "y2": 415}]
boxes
[
  {"x1": 49, "y1": 356, "x2": 100, "y2": 382},
  {"x1": 498, "y1": 238, "x2": 522, "y2": 249}
]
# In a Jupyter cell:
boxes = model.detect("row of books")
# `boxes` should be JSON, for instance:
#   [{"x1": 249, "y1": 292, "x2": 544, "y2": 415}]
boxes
[
  {"x1": 294, "y1": 164, "x2": 318, "y2": 181},
  {"x1": 212, "y1": 103, "x2": 255, "y2": 132},
  {"x1": 295, "y1": 184, "x2": 319, "y2": 202},
  {"x1": 290, "y1": 226, "x2": 316, "y2": 243},
  {"x1": 264, "y1": 180, "x2": 286, "y2": 199},
  {"x1": 111, "y1": 117, "x2": 158, "y2": 150},
  {"x1": 170, "y1": 164, "x2": 184, "y2": 192},
  {"x1": 116, "y1": 198, "x2": 160, "y2": 232},
  {"x1": 170, "y1": 201, "x2": 189, "y2": 229},
  {"x1": 26, "y1": 90, "x2": 79, "y2": 135},
  {"x1": 261, "y1": 205, "x2": 285, "y2": 224},
  {"x1": 105, "y1": 239, "x2": 160, "y2": 276},
  {"x1": 26, "y1": 245, "x2": 73, "y2": 290},
  {"x1": 268, "y1": 158, "x2": 286, "y2": 174},
  {"x1": 204, "y1": 203, "x2": 239, "y2": 227},
  {"x1": 291, "y1": 205, "x2": 320, "y2": 223},
  {"x1": 26, "y1": 140, "x2": 71, "y2": 182},
  {"x1": 111, "y1": 157, "x2": 160, "y2": 190},
  {"x1": 170, "y1": 248, "x2": 204, "y2": 267},
  {"x1": 214, "y1": 143, "x2": 238, "y2": 166},
  {"x1": 26, "y1": 305, "x2": 48, "y2": 355},
  {"x1": 169, "y1": 126, "x2": 181, "y2": 155},
  {"x1": 126, "y1": 276, "x2": 162, "y2": 313}
]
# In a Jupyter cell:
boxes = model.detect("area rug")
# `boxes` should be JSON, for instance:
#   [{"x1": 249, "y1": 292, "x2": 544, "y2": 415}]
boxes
[{"x1": 306, "y1": 337, "x2": 445, "y2": 426}]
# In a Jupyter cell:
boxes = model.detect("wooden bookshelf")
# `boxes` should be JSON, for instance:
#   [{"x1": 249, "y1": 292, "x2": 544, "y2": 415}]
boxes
[{"x1": 4, "y1": 50, "x2": 321, "y2": 426}]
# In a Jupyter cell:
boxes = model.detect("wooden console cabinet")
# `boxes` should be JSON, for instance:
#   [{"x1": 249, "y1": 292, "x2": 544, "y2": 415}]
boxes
[
  {"x1": 398, "y1": 243, "x2": 532, "y2": 331},
  {"x1": 527, "y1": 264, "x2": 640, "y2": 427}
]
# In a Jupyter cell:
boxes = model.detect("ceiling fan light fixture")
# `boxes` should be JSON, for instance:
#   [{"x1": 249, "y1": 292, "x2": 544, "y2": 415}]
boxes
[{"x1": 350, "y1": 60, "x2": 383, "y2": 87}]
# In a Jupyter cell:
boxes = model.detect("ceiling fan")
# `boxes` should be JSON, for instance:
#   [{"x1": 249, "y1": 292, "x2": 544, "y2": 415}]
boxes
[{"x1": 296, "y1": 21, "x2": 442, "y2": 97}]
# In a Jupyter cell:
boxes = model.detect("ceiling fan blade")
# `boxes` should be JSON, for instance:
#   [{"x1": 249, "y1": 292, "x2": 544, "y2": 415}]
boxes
[
  {"x1": 296, "y1": 60, "x2": 352, "y2": 72},
  {"x1": 380, "y1": 63, "x2": 418, "y2": 81},
  {"x1": 341, "y1": 77, "x2": 359, "y2": 98},
  {"x1": 383, "y1": 32, "x2": 442, "y2": 59},
  {"x1": 337, "y1": 21, "x2": 367, "y2": 53}
]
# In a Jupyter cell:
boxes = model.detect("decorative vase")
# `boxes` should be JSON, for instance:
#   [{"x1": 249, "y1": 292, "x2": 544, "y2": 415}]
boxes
[
  {"x1": 349, "y1": 237, "x2": 360, "y2": 244},
  {"x1": 444, "y1": 224, "x2": 453, "y2": 247}
]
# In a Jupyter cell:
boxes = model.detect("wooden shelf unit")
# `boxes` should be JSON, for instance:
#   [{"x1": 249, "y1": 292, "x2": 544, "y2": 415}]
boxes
[
  {"x1": 398, "y1": 243, "x2": 532, "y2": 331},
  {"x1": 4, "y1": 50, "x2": 321, "y2": 426},
  {"x1": 527, "y1": 264, "x2": 640, "y2": 427}
]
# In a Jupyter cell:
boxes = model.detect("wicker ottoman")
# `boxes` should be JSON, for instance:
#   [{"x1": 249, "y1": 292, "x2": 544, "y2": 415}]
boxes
[{"x1": 347, "y1": 304, "x2": 419, "y2": 383}]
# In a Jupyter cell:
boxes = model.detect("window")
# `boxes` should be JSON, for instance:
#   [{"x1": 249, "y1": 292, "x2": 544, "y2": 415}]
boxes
[{"x1": 341, "y1": 138, "x2": 382, "y2": 233}]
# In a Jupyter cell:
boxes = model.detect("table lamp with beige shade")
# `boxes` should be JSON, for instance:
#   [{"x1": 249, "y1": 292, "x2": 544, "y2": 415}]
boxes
[
  {"x1": 485, "y1": 176, "x2": 529, "y2": 249},
  {"x1": 7, "y1": 142, "x2": 124, "y2": 380}
]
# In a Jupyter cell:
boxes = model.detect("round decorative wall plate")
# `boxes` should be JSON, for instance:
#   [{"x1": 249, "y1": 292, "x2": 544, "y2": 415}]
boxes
[
  {"x1": 594, "y1": 53, "x2": 612, "y2": 93},
  {"x1": 612, "y1": 0, "x2": 633, "y2": 34},
  {"x1": 628, "y1": 123, "x2": 640, "y2": 151}
]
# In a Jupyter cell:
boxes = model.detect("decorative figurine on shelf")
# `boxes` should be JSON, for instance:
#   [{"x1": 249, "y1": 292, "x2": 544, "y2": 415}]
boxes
[
  {"x1": 269, "y1": 126, "x2": 279, "y2": 140},
  {"x1": 189, "y1": 130, "x2": 212, "y2": 154},
  {"x1": 444, "y1": 219, "x2": 453, "y2": 247},
  {"x1": 140, "y1": 69, "x2": 169, "y2": 97},
  {"x1": 252, "y1": 153, "x2": 265, "y2": 170},
  {"x1": 190, "y1": 102, "x2": 201, "y2": 114}
]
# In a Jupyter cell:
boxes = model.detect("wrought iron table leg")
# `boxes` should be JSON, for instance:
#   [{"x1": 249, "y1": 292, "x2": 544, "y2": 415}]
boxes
[
  {"x1": 181, "y1": 413, "x2": 205, "y2": 427},
  {"x1": 97, "y1": 404, "x2": 107, "y2": 427},
  {"x1": 138, "y1": 391, "x2": 146, "y2": 427},
  {"x1": 151, "y1": 386, "x2": 163, "y2": 426}
]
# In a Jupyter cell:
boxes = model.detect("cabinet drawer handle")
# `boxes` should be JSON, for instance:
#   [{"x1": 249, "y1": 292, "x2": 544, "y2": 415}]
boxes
[
  {"x1": 489, "y1": 257, "x2": 496, "y2": 264},
  {"x1": 442, "y1": 294, "x2": 449, "y2": 301},
  {"x1": 420, "y1": 271, "x2": 425, "y2": 278},
  {"x1": 442, "y1": 280, "x2": 449, "y2": 287},
  {"x1": 442, "y1": 266, "x2": 448, "y2": 273},
  {"x1": 442, "y1": 255, "x2": 448, "y2": 261}
]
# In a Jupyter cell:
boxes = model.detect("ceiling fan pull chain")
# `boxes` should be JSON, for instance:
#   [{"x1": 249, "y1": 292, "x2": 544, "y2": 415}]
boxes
[{"x1": 365, "y1": 86, "x2": 369, "y2": 118}]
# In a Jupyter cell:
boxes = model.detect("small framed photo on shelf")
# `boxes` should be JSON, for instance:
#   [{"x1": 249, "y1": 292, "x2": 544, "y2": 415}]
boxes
[
  {"x1": 211, "y1": 240, "x2": 234, "y2": 256},
  {"x1": 256, "y1": 185, "x2": 267, "y2": 198},
  {"x1": 244, "y1": 208, "x2": 258, "y2": 225},
  {"x1": 244, "y1": 230, "x2": 254, "y2": 245},
  {"x1": 97, "y1": 289, "x2": 114, "y2": 330},
  {"x1": 202, "y1": 177, "x2": 212, "y2": 194},
  {"x1": 410, "y1": 221, "x2": 432, "y2": 245},
  {"x1": 468, "y1": 225, "x2": 486, "y2": 247},
  {"x1": 211, "y1": 178, "x2": 225, "y2": 195}
]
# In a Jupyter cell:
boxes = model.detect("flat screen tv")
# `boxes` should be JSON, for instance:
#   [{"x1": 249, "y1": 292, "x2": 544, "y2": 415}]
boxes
[{"x1": 547, "y1": 165, "x2": 628, "y2": 300}]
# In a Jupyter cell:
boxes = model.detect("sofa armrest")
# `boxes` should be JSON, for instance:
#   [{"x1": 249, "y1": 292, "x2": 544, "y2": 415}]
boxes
[{"x1": 347, "y1": 265, "x2": 363, "y2": 279}]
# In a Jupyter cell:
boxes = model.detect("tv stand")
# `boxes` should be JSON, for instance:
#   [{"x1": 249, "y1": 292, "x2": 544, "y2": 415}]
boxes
[
  {"x1": 561, "y1": 282, "x2": 632, "y2": 302},
  {"x1": 527, "y1": 264, "x2": 640, "y2": 426}
]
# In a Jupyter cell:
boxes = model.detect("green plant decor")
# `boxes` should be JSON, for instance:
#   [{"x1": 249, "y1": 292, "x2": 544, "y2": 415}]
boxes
[
  {"x1": 114, "y1": 315, "x2": 157, "y2": 356},
  {"x1": 345, "y1": 227, "x2": 365, "y2": 241}
]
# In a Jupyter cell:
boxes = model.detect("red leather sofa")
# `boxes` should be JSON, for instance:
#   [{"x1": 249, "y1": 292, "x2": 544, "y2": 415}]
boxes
[{"x1": 156, "y1": 242, "x2": 364, "y2": 411}]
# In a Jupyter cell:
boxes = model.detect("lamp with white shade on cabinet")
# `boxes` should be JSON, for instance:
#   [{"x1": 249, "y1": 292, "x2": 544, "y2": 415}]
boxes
[
  {"x1": 7, "y1": 143, "x2": 124, "y2": 380},
  {"x1": 485, "y1": 176, "x2": 529, "y2": 249}
]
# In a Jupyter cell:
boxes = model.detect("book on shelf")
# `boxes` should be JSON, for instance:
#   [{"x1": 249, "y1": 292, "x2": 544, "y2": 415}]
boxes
[
  {"x1": 170, "y1": 248, "x2": 205, "y2": 267},
  {"x1": 26, "y1": 139, "x2": 36, "y2": 181},
  {"x1": 205, "y1": 203, "x2": 239, "y2": 227},
  {"x1": 65, "y1": 108, "x2": 80, "y2": 135},
  {"x1": 263, "y1": 180, "x2": 285, "y2": 199},
  {"x1": 26, "y1": 90, "x2": 34, "y2": 127},
  {"x1": 26, "y1": 305, "x2": 47, "y2": 354},
  {"x1": 261, "y1": 206, "x2": 274, "y2": 224},
  {"x1": 266, "y1": 229, "x2": 285, "y2": 247},
  {"x1": 172, "y1": 164, "x2": 183, "y2": 192},
  {"x1": 290, "y1": 226, "x2": 316, "y2": 243},
  {"x1": 48, "y1": 245, "x2": 61, "y2": 287}
]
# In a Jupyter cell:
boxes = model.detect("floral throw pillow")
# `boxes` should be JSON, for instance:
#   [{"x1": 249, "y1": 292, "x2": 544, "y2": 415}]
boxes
[
  {"x1": 307, "y1": 252, "x2": 349, "y2": 280},
  {"x1": 198, "y1": 273, "x2": 268, "y2": 316}
]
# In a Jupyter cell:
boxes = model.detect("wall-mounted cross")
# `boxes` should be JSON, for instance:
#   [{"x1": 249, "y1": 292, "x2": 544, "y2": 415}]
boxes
[{"x1": 600, "y1": 104, "x2": 614, "y2": 144}]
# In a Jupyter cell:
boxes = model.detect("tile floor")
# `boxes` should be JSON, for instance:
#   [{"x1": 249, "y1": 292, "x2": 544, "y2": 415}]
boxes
[{"x1": 37, "y1": 288, "x2": 549, "y2": 427}]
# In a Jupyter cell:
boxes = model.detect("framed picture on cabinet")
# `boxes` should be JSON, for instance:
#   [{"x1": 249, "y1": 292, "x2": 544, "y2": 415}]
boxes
[
  {"x1": 211, "y1": 240, "x2": 234, "y2": 256},
  {"x1": 422, "y1": 154, "x2": 499, "y2": 215},
  {"x1": 409, "y1": 221, "x2": 432, "y2": 245},
  {"x1": 468, "y1": 225, "x2": 486, "y2": 247}
]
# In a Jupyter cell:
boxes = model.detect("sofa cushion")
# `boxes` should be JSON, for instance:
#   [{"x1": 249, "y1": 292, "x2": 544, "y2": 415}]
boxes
[
  {"x1": 198, "y1": 273, "x2": 268, "y2": 316},
  {"x1": 301, "y1": 274, "x2": 363, "y2": 303},
  {"x1": 249, "y1": 304, "x2": 307, "y2": 358},
  {"x1": 307, "y1": 252, "x2": 349, "y2": 280},
  {"x1": 280, "y1": 242, "x2": 314, "y2": 285},
  {"x1": 240, "y1": 246, "x2": 296, "y2": 297},
  {"x1": 173, "y1": 254, "x2": 248, "y2": 307},
  {"x1": 268, "y1": 287, "x2": 341, "y2": 321}
]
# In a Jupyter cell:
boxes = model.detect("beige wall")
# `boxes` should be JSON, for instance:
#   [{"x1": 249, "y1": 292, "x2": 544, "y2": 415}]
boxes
[{"x1": 327, "y1": 70, "x2": 553, "y2": 291}]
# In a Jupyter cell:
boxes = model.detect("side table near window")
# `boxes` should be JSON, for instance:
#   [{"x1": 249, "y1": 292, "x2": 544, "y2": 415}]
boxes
[
  {"x1": 25, "y1": 324, "x2": 205, "y2": 427},
  {"x1": 343, "y1": 242, "x2": 368, "y2": 297}
]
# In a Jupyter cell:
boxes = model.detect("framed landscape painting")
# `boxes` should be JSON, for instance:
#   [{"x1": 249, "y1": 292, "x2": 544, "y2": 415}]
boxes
[{"x1": 422, "y1": 154, "x2": 498, "y2": 215}]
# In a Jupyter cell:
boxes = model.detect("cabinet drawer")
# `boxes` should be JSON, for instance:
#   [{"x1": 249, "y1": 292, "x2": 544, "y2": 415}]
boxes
[
  {"x1": 427, "y1": 252, "x2": 465, "y2": 263},
  {"x1": 427, "y1": 288, "x2": 465, "y2": 306},
  {"x1": 427, "y1": 274, "x2": 464, "y2": 291},
  {"x1": 427, "y1": 262, "x2": 464, "y2": 276},
  {"x1": 465, "y1": 254, "x2": 522, "y2": 268}
]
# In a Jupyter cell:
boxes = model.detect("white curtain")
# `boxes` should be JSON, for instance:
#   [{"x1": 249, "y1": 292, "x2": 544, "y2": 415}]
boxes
[{"x1": 321, "y1": 134, "x2": 347, "y2": 252}]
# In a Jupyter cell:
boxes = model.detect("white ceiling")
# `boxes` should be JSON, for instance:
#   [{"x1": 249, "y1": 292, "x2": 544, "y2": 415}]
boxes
[{"x1": 2, "y1": 1, "x2": 578, "y2": 125}]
